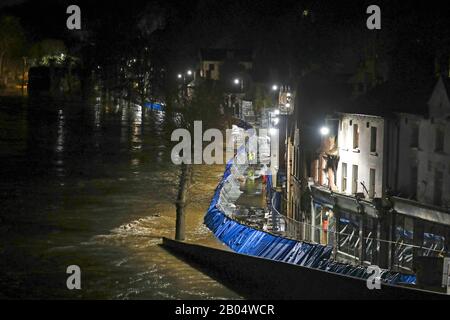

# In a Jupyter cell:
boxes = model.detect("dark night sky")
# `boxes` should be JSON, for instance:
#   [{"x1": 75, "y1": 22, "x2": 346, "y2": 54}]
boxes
[{"x1": 1, "y1": 0, "x2": 450, "y2": 92}]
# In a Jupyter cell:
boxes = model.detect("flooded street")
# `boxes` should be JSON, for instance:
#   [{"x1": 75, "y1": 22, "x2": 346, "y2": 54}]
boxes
[{"x1": 0, "y1": 96, "x2": 240, "y2": 299}]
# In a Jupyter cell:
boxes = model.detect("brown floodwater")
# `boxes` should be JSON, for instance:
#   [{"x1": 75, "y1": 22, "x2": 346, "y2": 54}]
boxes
[{"x1": 0, "y1": 96, "x2": 241, "y2": 299}]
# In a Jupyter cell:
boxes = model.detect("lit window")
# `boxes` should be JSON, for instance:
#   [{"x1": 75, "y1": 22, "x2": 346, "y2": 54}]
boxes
[{"x1": 341, "y1": 163, "x2": 347, "y2": 193}]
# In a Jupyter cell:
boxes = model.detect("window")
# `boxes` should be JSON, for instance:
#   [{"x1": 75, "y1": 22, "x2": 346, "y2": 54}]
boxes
[
  {"x1": 352, "y1": 165, "x2": 358, "y2": 194},
  {"x1": 421, "y1": 222, "x2": 446, "y2": 258},
  {"x1": 209, "y1": 63, "x2": 215, "y2": 71},
  {"x1": 369, "y1": 168, "x2": 376, "y2": 198},
  {"x1": 341, "y1": 163, "x2": 347, "y2": 193},
  {"x1": 338, "y1": 211, "x2": 361, "y2": 258},
  {"x1": 410, "y1": 123, "x2": 419, "y2": 148},
  {"x1": 370, "y1": 127, "x2": 377, "y2": 153},
  {"x1": 363, "y1": 217, "x2": 378, "y2": 264},
  {"x1": 435, "y1": 127, "x2": 444, "y2": 153},
  {"x1": 342, "y1": 122, "x2": 348, "y2": 148},
  {"x1": 393, "y1": 215, "x2": 414, "y2": 271},
  {"x1": 294, "y1": 147, "x2": 299, "y2": 179},
  {"x1": 353, "y1": 124, "x2": 359, "y2": 149},
  {"x1": 410, "y1": 165, "x2": 418, "y2": 199},
  {"x1": 434, "y1": 169, "x2": 443, "y2": 206}
]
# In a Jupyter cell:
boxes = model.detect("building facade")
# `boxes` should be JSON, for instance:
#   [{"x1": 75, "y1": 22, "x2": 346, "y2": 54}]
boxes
[
  {"x1": 281, "y1": 77, "x2": 450, "y2": 276},
  {"x1": 336, "y1": 113, "x2": 388, "y2": 200},
  {"x1": 396, "y1": 76, "x2": 450, "y2": 209},
  {"x1": 198, "y1": 48, "x2": 252, "y2": 81}
]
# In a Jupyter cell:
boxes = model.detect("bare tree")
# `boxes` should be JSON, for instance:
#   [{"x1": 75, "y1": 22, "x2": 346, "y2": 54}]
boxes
[
  {"x1": 0, "y1": 16, "x2": 25, "y2": 86},
  {"x1": 172, "y1": 80, "x2": 225, "y2": 240}
]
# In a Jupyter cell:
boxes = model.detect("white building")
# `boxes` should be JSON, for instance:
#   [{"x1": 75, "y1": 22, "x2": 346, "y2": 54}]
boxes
[
  {"x1": 198, "y1": 49, "x2": 252, "y2": 81},
  {"x1": 397, "y1": 76, "x2": 450, "y2": 209},
  {"x1": 335, "y1": 113, "x2": 395, "y2": 200}
]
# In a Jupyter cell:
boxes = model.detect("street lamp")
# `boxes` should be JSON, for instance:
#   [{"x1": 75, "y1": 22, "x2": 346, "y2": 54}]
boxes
[
  {"x1": 233, "y1": 78, "x2": 244, "y2": 92},
  {"x1": 272, "y1": 84, "x2": 278, "y2": 91},
  {"x1": 177, "y1": 73, "x2": 182, "y2": 79},
  {"x1": 320, "y1": 126, "x2": 330, "y2": 136},
  {"x1": 186, "y1": 70, "x2": 193, "y2": 76}
]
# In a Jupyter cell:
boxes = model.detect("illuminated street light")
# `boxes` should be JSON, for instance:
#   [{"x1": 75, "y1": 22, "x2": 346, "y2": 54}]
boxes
[
  {"x1": 187, "y1": 70, "x2": 193, "y2": 76},
  {"x1": 177, "y1": 73, "x2": 182, "y2": 79},
  {"x1": 234, "y1": 78, "x2": 240, "y2": 85},
  {"x1": 272, "y1": 84, "x2": 278, "y2": 91},
  {"x1": 320, "y1": 126, "x2": 330, "y2": 136}
]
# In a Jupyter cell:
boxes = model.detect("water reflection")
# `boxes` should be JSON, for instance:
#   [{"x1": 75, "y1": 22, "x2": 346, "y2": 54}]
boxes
[{"x1": 0, "y1": 96, "x2": 240, "y2": 300}]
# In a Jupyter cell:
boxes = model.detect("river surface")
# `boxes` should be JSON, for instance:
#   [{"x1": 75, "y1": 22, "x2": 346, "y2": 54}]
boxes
[{"x1": 0, "y1": 96, "x2": 241, "y2": 299}]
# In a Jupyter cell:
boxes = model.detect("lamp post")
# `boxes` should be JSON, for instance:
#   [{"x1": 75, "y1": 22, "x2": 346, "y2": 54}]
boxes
[
  {"x1": 233, "y1": 78, "x2": 244, "y2": 118},
  {"x1": 177, "y1": 69, "x2": 193, "y2": 105},
  {"x1": 320, "y1": 126, "x2": 330, "y2": 136},
  {"x1": 233, "y1": 78, "x2": 243, "y2": 92}
]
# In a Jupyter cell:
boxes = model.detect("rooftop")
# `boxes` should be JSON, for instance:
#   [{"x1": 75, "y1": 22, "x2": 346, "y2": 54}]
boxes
[{"x1": 199, "y1": 48, "x2": 253, "y2": 62}]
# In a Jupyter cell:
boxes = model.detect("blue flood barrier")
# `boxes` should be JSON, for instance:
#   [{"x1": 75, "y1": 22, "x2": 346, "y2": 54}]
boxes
[
  {"x1": 203, "y1": 139, "x2": 416, "y2": 286},
  {"x1": 144, "y1": 101, "x2": 164, "y2": 111}
]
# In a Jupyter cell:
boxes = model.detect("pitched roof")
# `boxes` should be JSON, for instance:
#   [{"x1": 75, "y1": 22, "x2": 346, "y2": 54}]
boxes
[
  {"x1": 344, "y1": 80, "x2": 435, "y2": 117},
  {"x1": 199, "y1": 48, "x2": 253, "y2": 62}
]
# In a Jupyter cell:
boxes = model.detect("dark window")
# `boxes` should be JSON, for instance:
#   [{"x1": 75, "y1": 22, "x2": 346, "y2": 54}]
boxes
[
  {"x1": 209, "y1": 63, "x2": 215, "y2": 71},
  {"x1": 352, "y1": 165, "x2": 358, "y2": 194},
  {"x1": 393, "y1": 215, "x2": 414, "y2": 271},
  {"x1": 435, "y1": 127, "x2": 444, "y2": 152},
  {"x1": 410, "y1": 165, "x2": 418, "y2": 199},
  {"x1": 370, "y1": 127, "x2": 377, "y2": 153},
  {"x1": 338, "y1": 212, "x2": 361, "y2": 258},
  {"x1": 363, "y1": 217, "x2": 378, "y2": 264},
  {"x1": 410, "y1": 123, "x2": 419, "y2": 148},
  {"x1": 353, "y1": 124, "x2": 359, "y2": 149},
  {"x1": 369, "y1": 168, "x2": 376, "y2": 198},
  {"x1": 434, "y1": 169, "x2": 443, "y2": 206}
]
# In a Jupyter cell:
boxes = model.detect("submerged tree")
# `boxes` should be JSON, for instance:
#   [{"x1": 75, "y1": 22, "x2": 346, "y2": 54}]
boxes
[
  {"x1": 0, "y1": 16, "x2": 25, "y2": 86},
  {"x1": 28, "y1": 39, "x2": 67, "y2": 66},
  {"x1": 172, "y1": 79, "x2": 225, "y2": 240}
]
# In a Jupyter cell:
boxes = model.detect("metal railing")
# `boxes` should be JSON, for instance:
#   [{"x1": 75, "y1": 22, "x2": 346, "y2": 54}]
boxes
[{"x1": 268, "y1": 204, "x2": 447, "y2": 270}]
